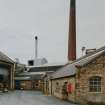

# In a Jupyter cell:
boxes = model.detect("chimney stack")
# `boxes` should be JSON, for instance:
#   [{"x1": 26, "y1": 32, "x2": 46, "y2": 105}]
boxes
[
  {"x1": 68, "y1": 0, "x2": 76, "y2": 61},
  {"x1": 35, "y1": 36, "x2": 38, "y2": 65}
]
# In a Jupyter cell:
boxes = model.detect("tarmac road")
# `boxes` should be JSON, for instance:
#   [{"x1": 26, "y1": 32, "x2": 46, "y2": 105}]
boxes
[{"x1": 0, "y1": 91, "x2": 77, "y2": 105}]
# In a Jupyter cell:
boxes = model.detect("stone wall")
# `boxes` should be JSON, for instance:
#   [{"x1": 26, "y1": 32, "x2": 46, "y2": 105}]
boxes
[
  {"x1": 20, "y1": 80, "x2": 32, "y2": 90},
  {"x1": 76, "y1": 54, "x2": 105, "y2": 104},
  {"x1": 52, "y1": 77, "x2": 76, "y2": 102},
  {"x1": 49, "y1": 80, "x2": 52, "y2": 95},
  {"x1": 42, "y1": 77, "x2": 49, "y2": 95}
]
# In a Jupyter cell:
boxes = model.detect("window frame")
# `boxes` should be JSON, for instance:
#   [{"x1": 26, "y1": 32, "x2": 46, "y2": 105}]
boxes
[{"x1": 89, "y1": 76, "x2": 102, "y2": 93}]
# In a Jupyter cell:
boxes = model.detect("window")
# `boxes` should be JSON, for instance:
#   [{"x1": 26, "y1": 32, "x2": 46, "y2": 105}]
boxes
[
  {"x1": 62, "y1": 82, "x2": 68, "y2": 94},
  {"x1": 89, "y1": 76, "x2": 101, "y2": 92},
  {"x1": 55, "y1": 82, "x2": 60, "y2": 93}
]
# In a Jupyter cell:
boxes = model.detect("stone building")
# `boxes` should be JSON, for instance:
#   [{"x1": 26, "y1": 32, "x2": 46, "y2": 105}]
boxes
[
  {"x1": 50, "y1": 46, "x2": 105, "y2": 105},
  {"x1": 0, "y1": 51, "x2": 15, "y2": 90},
  {"x1": 15, "y1": 63, "x2": 65, "y2": 90},
  {"x1": 15, "y1": 72, "x2": 44, "y2": 90},
  {"x1": 42, "y1": 71, "x2": 54, "y2": 95},
  {"x1": 15, "y1": 77, "x2": 32, "y2": 90}
]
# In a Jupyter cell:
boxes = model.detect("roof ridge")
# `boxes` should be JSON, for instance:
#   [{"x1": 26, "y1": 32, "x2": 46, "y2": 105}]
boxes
[
  {"x1": 75, "y1": 46, "x2": 105, "y2": 63},
  {"x1": 51, "y1": 46, "x2": 105, "y2": 79}
]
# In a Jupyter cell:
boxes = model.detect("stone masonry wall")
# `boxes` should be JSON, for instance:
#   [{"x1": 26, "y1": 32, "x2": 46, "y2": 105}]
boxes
[
  {"x1": 52, "y1": 77, "x2": 76, "y2": 102},
  {"x1": 76, "y1": 54, "x2": 105, "y2": 105}
]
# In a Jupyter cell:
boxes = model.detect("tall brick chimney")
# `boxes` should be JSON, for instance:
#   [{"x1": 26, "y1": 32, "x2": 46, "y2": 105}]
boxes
[{"x1": 68, "y1": 0, "x2": 76, "y2": 61}]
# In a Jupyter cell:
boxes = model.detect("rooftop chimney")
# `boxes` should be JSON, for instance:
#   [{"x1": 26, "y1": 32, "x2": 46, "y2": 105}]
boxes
[{"x1": 68, "y1": 0, "x2": 76, "y2": 61}]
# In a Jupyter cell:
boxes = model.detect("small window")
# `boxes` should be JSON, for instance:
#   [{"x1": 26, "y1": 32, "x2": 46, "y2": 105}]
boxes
[
  {"x1": 55, "y1": 82, "x2": 60, "y2": 93},
  {"x1": 89, "y1": 76, "x2": 101, "y2": 92},
  {"x1": 62, "y1": 82, "x2": 68, "y2": 94}
]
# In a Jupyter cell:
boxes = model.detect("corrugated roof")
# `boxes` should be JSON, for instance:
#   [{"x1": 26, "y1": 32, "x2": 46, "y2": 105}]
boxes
[
  {"x1": 15, "y1": 77, "x2": 31, "y2": 80},
  {"x1": 18, "y1": 72, "x2": 46, "y2": 76},
  {"x1": 51, "y1": 46, "x2": 105, "y2": 79},
  {"x1": 28, "y1": 65, "x2": 63, "y2": 72},
  {"x1": 0, "y1": 51, "x2": 14, "y2": 63},
  {"x1": 27, "y1": 62, "x2": 66, "y2": 68}
]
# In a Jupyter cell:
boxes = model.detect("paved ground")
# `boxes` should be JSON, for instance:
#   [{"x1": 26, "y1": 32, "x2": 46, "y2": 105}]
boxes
[{"x1": 0, "y1": 91, "x2": 77, "y2": 105}]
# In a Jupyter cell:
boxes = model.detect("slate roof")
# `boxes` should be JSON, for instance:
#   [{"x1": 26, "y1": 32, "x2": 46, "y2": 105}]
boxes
[
  {"x1": 0, "y1": 51, "x2": 14, "y2": 64},
  {"x1": 51, "y1": 46, "x2": 105, "y2": 79}
]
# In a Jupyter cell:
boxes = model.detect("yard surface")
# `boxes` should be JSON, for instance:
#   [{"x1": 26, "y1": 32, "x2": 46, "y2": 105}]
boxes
[{"x1": 0, "y1": 91, "x2": 77, "y2": 105}]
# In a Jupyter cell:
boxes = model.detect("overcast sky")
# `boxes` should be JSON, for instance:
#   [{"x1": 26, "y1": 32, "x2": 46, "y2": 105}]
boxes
[{"x1": 0, "y1": 0, "x2": 105, "y2": 64}]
